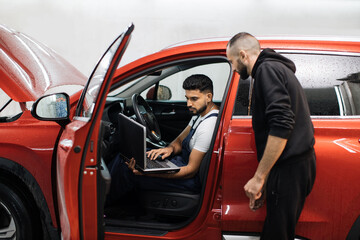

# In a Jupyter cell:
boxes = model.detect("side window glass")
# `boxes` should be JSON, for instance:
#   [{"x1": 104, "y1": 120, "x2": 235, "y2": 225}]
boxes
[
  {"x1": 233, "y1": 78, "x2": 250, "y2": 116},
  {"x1": 141, "y1": 62, "x2": 230, "y2": 102},
  {"x1": 233, "y1": 53, "x2": 360, "y2": 117},
  {"x1": 287, "y1": 54, "x2": 360, "y2": 116}
]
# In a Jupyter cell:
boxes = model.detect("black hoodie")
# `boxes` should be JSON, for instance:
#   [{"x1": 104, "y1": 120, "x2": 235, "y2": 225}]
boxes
[{"x1": 251, "y1": 48, "x2": 315, "y2": 165}]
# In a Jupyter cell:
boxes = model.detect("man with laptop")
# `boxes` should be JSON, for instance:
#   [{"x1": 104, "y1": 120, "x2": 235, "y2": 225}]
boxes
[{"x1": 106, "y1": 74, "x2": 219, "y2": 205}]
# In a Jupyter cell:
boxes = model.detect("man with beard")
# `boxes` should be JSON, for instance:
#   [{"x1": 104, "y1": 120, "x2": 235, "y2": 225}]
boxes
[
  {"x1": 106, "y1": 74, "x2": 219, "y2": 205},
  {"x1": 226, "y1": 33, "x2": 316, "y2": 239}
]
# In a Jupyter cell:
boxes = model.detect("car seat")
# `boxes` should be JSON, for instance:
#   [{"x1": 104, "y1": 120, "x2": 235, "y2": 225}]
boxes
[{"x1": 138, "y1": 151, "x2": 211, "y2": 218}]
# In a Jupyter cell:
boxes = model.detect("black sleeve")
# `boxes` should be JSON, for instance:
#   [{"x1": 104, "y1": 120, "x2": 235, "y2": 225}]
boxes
[{"x1": 257, "y1": 63, "x2": 295, "y2": 139}]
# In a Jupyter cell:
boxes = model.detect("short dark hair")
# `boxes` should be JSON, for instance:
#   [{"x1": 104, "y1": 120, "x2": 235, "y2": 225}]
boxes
[
  {"x1": 227, "y1": 32, "x2": 255, "y2": 48},
  {"x1": 182, "y1": 74, "x2": 213, "y2": 94}
]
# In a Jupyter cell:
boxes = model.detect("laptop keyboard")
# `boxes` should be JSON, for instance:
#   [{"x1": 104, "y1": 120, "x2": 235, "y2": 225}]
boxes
[{"x1": 146, "y1": 157, "x2": 171, "y2": 169}]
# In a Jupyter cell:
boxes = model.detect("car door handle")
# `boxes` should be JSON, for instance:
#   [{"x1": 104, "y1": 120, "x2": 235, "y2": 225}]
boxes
[{"x1": 161, "y1": 111, "x2": 176, "y2": 115}]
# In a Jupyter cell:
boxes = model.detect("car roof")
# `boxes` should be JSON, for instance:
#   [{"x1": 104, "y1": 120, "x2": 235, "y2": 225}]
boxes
[
  {"x1": 0, "y1": 25, "x2": 87, "y2": 102},
  {"x1": 164, "y1": 36, "x2": 360, "y2": 50},
  {"x1": 114, "y1": 37, "x2": 360, "y2": 81}
]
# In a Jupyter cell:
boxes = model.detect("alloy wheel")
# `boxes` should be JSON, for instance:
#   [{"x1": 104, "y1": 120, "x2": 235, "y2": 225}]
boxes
[{"x1": 0, "y1": 201, "x2": 16, "y2": 240}]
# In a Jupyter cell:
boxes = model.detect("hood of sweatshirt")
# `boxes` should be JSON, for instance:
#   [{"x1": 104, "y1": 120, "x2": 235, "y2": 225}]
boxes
[{"x1": 251, "y1": 48, "x2": 296, "y2": 78}]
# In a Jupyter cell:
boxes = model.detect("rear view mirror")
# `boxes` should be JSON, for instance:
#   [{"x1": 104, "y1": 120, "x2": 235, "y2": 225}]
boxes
[{"x1": 31, "y1": 93, "x2": 70, "y2": 127}]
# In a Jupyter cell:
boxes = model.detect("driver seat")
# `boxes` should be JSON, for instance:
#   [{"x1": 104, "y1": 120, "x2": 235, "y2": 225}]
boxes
[{"x1": 138, "y1": 151, "x2": 211, "y2": 218}]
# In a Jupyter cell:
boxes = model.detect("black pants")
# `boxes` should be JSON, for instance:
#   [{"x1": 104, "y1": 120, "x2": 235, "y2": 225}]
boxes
[
  {"x1": 106, "y1": 154, "x2": 200, "y2": 206},
  {"x1": 261, "y1": 150, "x2": 316, "y2": 240}
]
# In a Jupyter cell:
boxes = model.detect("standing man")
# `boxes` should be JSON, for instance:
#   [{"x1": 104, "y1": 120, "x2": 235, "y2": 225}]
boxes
[{"x1": 226, "y1": 32, "x2": 316, "y2": 239}]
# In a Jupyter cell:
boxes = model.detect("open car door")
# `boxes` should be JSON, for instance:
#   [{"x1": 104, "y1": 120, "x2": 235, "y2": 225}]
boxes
[{"x1": 56, "y1": 24, "x2": 134, "y2": 240}]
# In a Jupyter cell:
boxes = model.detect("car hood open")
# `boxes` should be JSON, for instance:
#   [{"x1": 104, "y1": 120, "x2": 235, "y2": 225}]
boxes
[{"x1": 0, "y1": 25, "x2": 87, "y2": 102}]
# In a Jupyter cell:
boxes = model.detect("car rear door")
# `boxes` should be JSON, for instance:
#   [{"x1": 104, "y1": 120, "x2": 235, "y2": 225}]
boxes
[
  {"x1": 221, "y1": 51, "x2": 360, "y2": 239},
  {"x1": 56, "y1": 24, "x2": 134, "y2": 240}
]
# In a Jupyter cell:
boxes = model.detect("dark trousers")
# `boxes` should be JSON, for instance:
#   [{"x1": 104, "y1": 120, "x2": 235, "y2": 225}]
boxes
[
  {"x1": 106, "y1": 154, "x2": 200, "y2": 206},
  {"x1": 261, "y1": 150, "x2": 316, "y2": 240}
]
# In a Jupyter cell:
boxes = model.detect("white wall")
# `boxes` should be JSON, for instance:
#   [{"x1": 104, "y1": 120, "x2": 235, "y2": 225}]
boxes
[{"x1": 1, "y1": 0, "x2": 359, "y2": 76}]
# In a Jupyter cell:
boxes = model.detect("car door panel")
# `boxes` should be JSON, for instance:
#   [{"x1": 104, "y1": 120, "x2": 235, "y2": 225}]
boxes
[
  {"x1": 147, "y1": 100, "x2": 192, "y2": 142},
  {"x1": 295, "y1": 119, "x2": 360, "y2": 239},
  {"x1": 57, "y1": 119, "x2": 88, "y2": 240},
  {"x1": 220, "y1": 117, "x2": 360, "y2": 239},
  {"x1": 220, "y1": 118, "x2": 263, "y2": 232},
  {"x1": 56, "y1": 24, "x2": 134, "y2": 240}
]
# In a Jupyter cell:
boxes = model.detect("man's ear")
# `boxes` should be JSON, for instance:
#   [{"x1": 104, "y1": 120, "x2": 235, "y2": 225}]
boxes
[
  {"x1": 239, "y1": 50, "x2": 247, "y2": 60},
  {"x1": 206, "y1": 92, "x2": 213, "y2": 102}
]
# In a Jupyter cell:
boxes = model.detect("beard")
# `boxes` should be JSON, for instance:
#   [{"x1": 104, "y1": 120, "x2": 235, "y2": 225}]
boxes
[
  {"x1": 189, "y1": 104, "x2": 207, "y2": 115},
  {"x1": 237, "y1": 59, "x2": 250, "y2": 80}
]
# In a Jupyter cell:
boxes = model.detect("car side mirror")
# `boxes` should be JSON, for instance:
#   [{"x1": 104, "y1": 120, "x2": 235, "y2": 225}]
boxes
[
  {"x1": 146, "y1": 85, "x2": 172, "y2": 100},
  {"x1": 31, "y1": 93, "x2": 70, "y2": 127},
  {"x1": 157, "y1": 85, "x2": 172, "y2": 100}
]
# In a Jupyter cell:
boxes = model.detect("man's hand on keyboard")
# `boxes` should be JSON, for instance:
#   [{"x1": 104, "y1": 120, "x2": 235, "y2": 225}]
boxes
[
  {"x1": 125, "y1": 158, "x2": 143, "y2": 175},
  {"x1": 147, "y1": 147, "x2": 173, "y2": 160}
]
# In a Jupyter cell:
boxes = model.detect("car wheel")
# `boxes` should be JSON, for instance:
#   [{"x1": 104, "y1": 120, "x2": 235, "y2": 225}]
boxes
[{"x1": 0, "y1": 182, "x2": 35, "y2": 240}]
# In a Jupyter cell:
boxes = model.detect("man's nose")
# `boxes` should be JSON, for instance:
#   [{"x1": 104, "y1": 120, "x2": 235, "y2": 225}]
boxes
[{"x1": 187, "y1": 100, "x2": 192, "y2": 107}]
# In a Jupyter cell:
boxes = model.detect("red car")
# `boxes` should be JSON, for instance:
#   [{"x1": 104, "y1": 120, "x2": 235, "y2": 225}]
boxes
[{"x1": 1, "y1": 23, "x2": 360, "y2": 240}]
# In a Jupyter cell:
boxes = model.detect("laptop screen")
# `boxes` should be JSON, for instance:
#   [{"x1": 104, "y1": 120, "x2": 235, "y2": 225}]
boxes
[{"x1": 117, "y1": 113, "x2": 146, "y2": 169}]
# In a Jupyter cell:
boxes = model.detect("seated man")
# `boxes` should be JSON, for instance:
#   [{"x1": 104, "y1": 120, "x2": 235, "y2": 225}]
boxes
[{"x1": 106, "y1": 74, "x2": 219, "y2": 205}]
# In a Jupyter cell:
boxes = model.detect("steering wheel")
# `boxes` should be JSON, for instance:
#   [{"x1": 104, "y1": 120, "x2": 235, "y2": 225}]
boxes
[{"x1": 132, "y1": 93, "x2": 162, "y2": 142}]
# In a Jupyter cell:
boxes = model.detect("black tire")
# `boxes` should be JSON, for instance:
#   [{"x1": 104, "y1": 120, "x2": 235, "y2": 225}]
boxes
[{"x1": 0, "y1": 182, "x2": 35, "y2": 240}]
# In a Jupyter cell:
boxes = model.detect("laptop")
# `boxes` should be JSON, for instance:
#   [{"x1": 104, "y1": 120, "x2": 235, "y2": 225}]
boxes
[{"x1": 117, "y1": 113, "x2": 180, "y2": 173}]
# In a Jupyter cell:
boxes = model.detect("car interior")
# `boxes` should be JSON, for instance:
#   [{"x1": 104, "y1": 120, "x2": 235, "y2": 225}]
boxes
[{"x1": 98, "y1": 57, "x2": 231, "y2": 234}]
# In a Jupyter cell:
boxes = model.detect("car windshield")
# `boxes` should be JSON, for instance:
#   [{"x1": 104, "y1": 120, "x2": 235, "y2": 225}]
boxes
[
  {"x1": 108, "y1": 76, "x2": 144, "y2": 97},
  {"x1": 0, "y1": 89, "x2": 25, "y2": 118},
  {"x1": 0, "y1": 89, "x2": 11, "y2": 113}
]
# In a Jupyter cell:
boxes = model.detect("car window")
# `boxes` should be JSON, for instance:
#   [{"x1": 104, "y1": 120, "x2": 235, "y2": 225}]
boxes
[
  {"x1": 233, "y1": 53, "x2": 360, "y2": 117},
  {"x1": 76, "y1": 26, "x2": 132, "y2": 118},
  {"x1": 0, "y1": 88, "x2": 23, "y2": 121},
  {"x1": 140, "y1": 62, "x2": 230, "y2": 102},
  {"x1": 77, "y1": 44, "x2": 118, "y2": 118}
]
